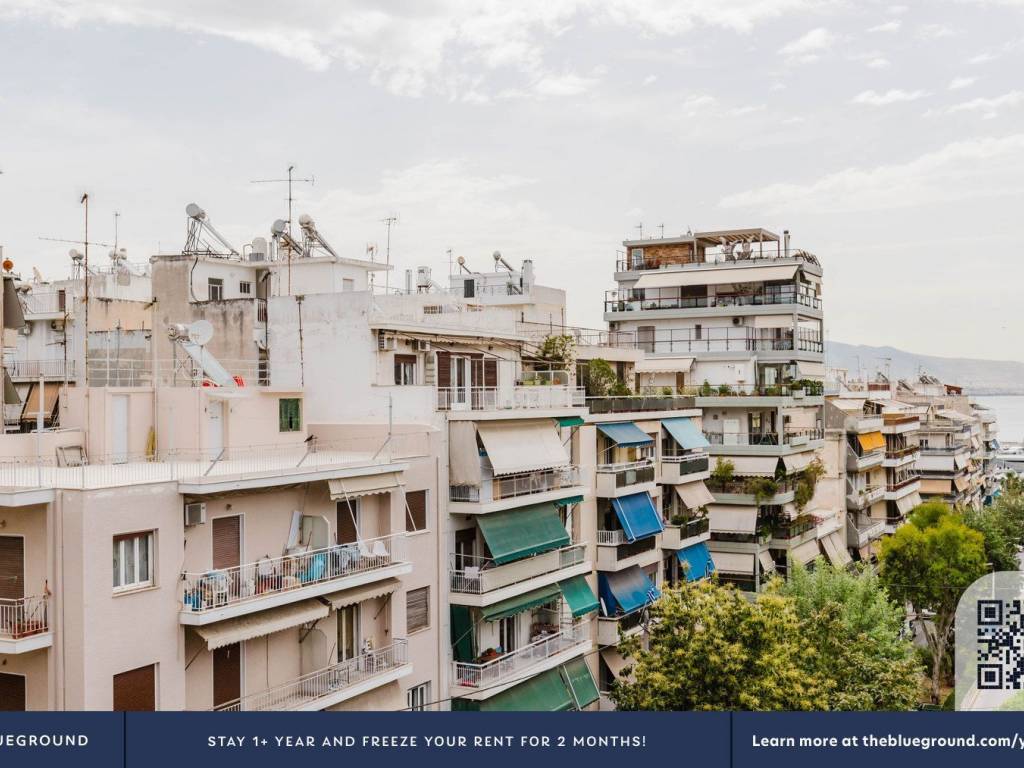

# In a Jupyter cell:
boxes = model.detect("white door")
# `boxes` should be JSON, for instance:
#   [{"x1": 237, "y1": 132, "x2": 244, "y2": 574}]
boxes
[
  {"x1": 207, "y1": 400, "x2": 224, "y2": 456},
  {"x1": 723, "y1": 418, "x2": 740, "y2": 446},
  {"x1": 111, "y1": 395, "x2": 129, "y2": 464},
  {"x1": 450, "y1": 356, "x2": 470, "y2": 409}
]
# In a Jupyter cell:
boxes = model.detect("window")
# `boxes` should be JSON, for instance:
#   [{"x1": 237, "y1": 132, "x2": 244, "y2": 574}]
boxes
[
  {"x1": 405, "y1": 490, "x2": 428, "y2": 532},
  {"x1": 279, "y1": 398, "x2": 301, "y2": 432},
  {"x1": 406, "y1": 587, "x2": 429, "y2": 633},
  {"x1": 239, "y1": 281, "x2": 252, "y2": 295},
  {"x1": 113, "y1": 531, "x2": 154, "y2": 591},
  {"x1": 207, "y1": 278, "x2": 223, "y2": 301},
  {"x1": 694, "y1": 323, "x2": 702, "y2": 340},
  {"x1": 407, "y1": 682, "x2": 431, "y2": 711},
  {"x1": 394, "y1": 354, "x2": 417, "y2": 386},
  {"x1": 113, "y1": 664, "x2": 156, "y2": 711},
  {"x1": 630, "y1": 248, "x2": 645, "y2": 268},
  {"x1": 499, "y1": 614, "x2": 518, "y2": 653},
  {"x1": 342, "y1": 278, "x2": 355, "y2": 292}
]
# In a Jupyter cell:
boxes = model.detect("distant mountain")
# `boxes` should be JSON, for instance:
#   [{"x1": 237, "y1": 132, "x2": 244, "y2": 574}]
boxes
[{"x1": 826, "y1": 342, "x2": 1024, "y2": 395}]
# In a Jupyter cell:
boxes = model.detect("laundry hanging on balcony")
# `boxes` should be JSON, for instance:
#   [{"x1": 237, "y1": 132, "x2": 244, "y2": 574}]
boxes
[
  {"x1": 610, "y1": 492, "x2": 663, "y2": 542},
  {"x1": 475, "y1": 503, "x2": 570, "y2": 565},
  {"x1": 677, "y1": 542, "x2": 715, "y2": 582},
  {"x1": 476, "y1": 420, "x2": 570, "y2": 475},
  {"x1": 596, "y1": 421, "x2": 653, "y2": 447},
  {"x1": 598, "y1": 566, "x2": 660, "y2": 617},
  {"x1": 661, "y1": 417, "x2": 710, "y2": 450}
]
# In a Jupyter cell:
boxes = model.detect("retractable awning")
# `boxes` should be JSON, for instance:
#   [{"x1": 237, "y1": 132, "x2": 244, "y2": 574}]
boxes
[
  {"x1": 709, "y1": 505, "x2": 757, "y2": 534},
  {"x1": 2, "y1": 369, "x2": 19, "y2": 406},
  {"x1": 19, "y1": 381, "x2": 60, "y2": 422},
  {"x1": 920, "y1": 478, "x2": 952, "y2": 495},
  {"x1": 328, "y1": 472, "x2": 402, "y2": 500},
  {"x1": 633, "y1": 263, "x2": 799, "y2": 290},
  {"x1": 597, "y1": 422, "x2": 653, "y2": 447},
  {"x1": 789, "y1": 539, "x2": 821, "y2": 566},
  {"x1": 558, "y1": 575, "x2": 599, "y2": 618},
  {"x1": 601, "y1": 648, "x2": 630, "y2": 679},
  {"x1": 482, "y1": 584, "x2": 561, "y2": 622},
  {"x1": 795, "y1": 361, "x2": 826, "y2": 378},
  {"x1": 323, "y1": 578, "x2": 399, "y2": 610},
  {"x1": 456, "y1": 660, "x2": 599, "y2": 711},
  {"x1": 953, "y1": 475, "x2": 970, "y2": 493},
  {"x1": 729, "y1": 456, "x2": 779, "y2": 476},
  {"x1": 953, "y1": 452, "x2": 970, "y2": 470},
  {"x1": 635, "y1": 357, "x2": 694, "y2": 374},
  {"x1": 598, "y1": 567, "x2": 660, "y2": 616},
  {"x1": 662, "y1": 417, "x2": 710, "y2": 450},
  {"x1": 857, "y1": 432, "x2": 885, "y2": 452},
  {"x1": 562, "y1": 658, "x2": 600, "y2": 709},
  {"x1": 476, "y1": 503, "x2": 570, "y2": 565},
  {"x1": 674, "y1": 481, "x2": 715, "y2": 509},
  {"x1": 678, "y1": 542, "x2": 715, "y2": 582},
  {"x1": 477, "y1": 421, "x2": 570, "y2": 476},
  {"x1": 611, "y1": 492, "x2": 663, "y2": 542},
  {"x1": 194, "y1": 599, "x2": 329, "y2": 650},
  {"x1": 819, "y1": 531, "x2": 852, "y2": 568},
  {"x1": 556, "y1": 416, "x2": 585, "y2": 428},
  {"x1": 449, "y1": 421, "x2": 482, "y2": 486},
  {"x1": 895, "y1": 492, "x2": 922, "y2": 515},
  {"x1": 712, "y1": 551, "x2": 755, "y2": 575},
  {"x1": 758, "y1": 550, "x2": 777, "y2": 574},
  {"x1": 782, "y1": 452, "x2": 815, "y2": 474}
]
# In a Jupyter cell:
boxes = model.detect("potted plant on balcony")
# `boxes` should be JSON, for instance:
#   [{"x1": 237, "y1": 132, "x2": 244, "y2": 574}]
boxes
[
  {"x1": 745, "y1": 476, "x2": 779, "y2": 505},
  {"x1": 709, "y1": 457, "x2": 735, "y2": 491}
]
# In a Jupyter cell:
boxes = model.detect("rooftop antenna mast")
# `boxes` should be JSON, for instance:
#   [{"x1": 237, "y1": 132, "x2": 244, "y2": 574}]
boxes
[
  {"x1": 657, "y1": 223, "x2": 665, "y2": 238},
  {"x1": 635, "y1": 222, "x2": 644, "y2": 240},
  {"x1": 381, "y1": 214, "x2": 398, "y2": 293},
  {"x1": 250, "y1": 165, "x2": 314, "y2": 239}
]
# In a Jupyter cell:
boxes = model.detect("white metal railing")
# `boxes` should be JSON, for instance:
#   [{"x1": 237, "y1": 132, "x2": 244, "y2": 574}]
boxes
[
  {"x1": 181, "y1": 533, "x2": 407, "y2": 614},
  {"x1": 5, "y1": 359, "x2": 76, "y2": 379},
  {"x1": 436, "y1": 386, "x2": 584, "y2": 411},
  {"x1": 449, "y1": 544, "x2": 586, "y2": 594},
  {"x1": 597, "y1": 530, "x2": 627, "y2": 545},
  {"x1": 450, "y1": 465, "x2": 582, "y2": 504},
  {"x1": 83, "y1": 358, "x2": 271, "y2": 387},
  {"x1": 213, "y1": 639, "x2": 408, "y2": 711},
  {"x1": 20, "y1": 292, "x2": 68, "y2": 314},
  {"x1": 451, "y1": 621, "x2": 589, "y2": 688},
  {"x1": 0, "y1": 596, "x2": 49, "y2": 640}
]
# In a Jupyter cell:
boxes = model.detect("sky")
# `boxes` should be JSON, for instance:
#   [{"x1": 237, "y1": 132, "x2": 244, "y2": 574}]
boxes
[{"x1": 0, "y1": 0, "x2": 1022, "y2": 361}]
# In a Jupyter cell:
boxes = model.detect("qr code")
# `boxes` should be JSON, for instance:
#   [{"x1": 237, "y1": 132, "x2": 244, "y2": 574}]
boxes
[{"x1": 977, "y1": 599, "x2": 1024, "y2": 689}]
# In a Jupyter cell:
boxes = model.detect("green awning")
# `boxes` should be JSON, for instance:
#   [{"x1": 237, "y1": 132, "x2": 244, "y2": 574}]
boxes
[
  {"x1": 557, "y1": 416, "x2": 585, "y2": 428},
  {"x1": 450, "y1": 605, "x2": 474, "y2": 662},
  {"x1": 562, "y1": 658, "x2": 600, "y2": 708},
  {"x1": 454, "y1": 666, "x2": 576, "y2": 711},
  {"x1": 553, "y1": 495, "x2": 584, "y2": 507},
  {"x1": 558, "y1": 575, "x2": 599, "y2": 617},
  {"x1": 482, "y1": 584, "x2": 561, "y2": 622},
  {"x1": 476, "y1": 503, "x2": 570, "y2": 565}
]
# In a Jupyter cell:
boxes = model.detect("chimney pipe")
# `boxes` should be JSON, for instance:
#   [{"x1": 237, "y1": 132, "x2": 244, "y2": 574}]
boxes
[{"x1": 783, "y1": 229, "x2": 790, "y2": 259}]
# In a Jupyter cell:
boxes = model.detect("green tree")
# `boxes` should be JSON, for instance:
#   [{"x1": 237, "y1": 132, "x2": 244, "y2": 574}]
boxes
[
  {"x1": 962, "y1": 504, "x2": 1019, "y2": 572},
  {"x1": 583, "y1": 358, "x2": 617, "y2": 397},
  {"x1": 710, "y1": 457, "x2": 735, "y2": 489},
  {"x1": 773, "y1": 562, "x2": 922, "y2": 710},
  {"x1": 611, "y1": 581, "x2": 829, "y2": 711},
  {"x1": 879, "y1": 502, "x2": 987, "y2": 703}
]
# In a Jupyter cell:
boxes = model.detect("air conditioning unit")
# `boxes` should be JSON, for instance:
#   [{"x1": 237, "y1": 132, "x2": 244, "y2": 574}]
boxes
[
  {"x1": 184, "y1": 502, "x2": 207, "y2": 527},
  {"x1": 416, "y1": 340, "x2": 431, "y2": 352},
  {"x1": 377, "y1": 333, "x2": 397, "y2": 351}
]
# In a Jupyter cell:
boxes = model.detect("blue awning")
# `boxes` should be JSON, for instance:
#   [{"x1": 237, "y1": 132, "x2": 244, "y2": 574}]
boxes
[
  {"x1": 677, "y1": 542, "x2": 715, "y2": 582},
  {"x1": 598, "y1": 567, "x2": 661, "y2": 617},
  {"x1": 611, "y1": 492, "x2": 663, "y2": 542},
  {"x1": 596, "y1": 422, "x2": 653, "y2": 447},
  {"x1": 662, "y1": 417, "x2": 710, "y2": 450}
]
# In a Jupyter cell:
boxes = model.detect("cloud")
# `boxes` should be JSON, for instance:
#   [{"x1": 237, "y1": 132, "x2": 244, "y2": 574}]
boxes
[
  {"x1": 852, "y1": 89, "x2": 927, "y2": 106},
  {"x1": 778, "y1": 27, "x2": 835, "y2": 63},
  {"x1": 942, "y1": 90, "x2": 1024, "y2": 118},
  {"x1": 719, "y1": 134, "x2": 1024, "y2": 213},
  {"x1": 918, "y1": 23, "x2": 956, "y2": 39},
  {"x1": 531, "y1": 72, "x2": 600, "y2": 96},
  {"x1": 868, "y1": 20, "x2": 901, "y2": 32},
  {"x1": 949, "y1": 76, "x2": 977, "y2": 90}
]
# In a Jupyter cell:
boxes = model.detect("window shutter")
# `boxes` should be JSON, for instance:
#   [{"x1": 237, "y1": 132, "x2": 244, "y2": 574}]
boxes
[
  {"x1": 406, "y1": 587, "x2": 429, "y2": 633},
  {"x1": 0, "y1": 536, "x2": 25, "y2": 601},
  {"x1": 394, "y1": 354, "x2": 417, "y2": 385},
  {"x1": 0, "y1": 673, "x2": 26, "y2": 712},
  {"x1": 405, "y1": 490, "x2": 427, "y2": 532},
  {"x1": 213, "y1": 643, "x2": 242, "y2": 708},
  {"x1": 435, "y1": 352, "x2": 451, "y2": 388},
  {"x1": 212, "y1": 516, "x2": 241, "y2": 570},
  {"x1": 484, "y1": 359, "x2": 498, "y2": 388},
  {"x1": 336, "y1": 502, "x2": 359, "y2": 544},
  {"x1": 113, "y1": 664, "x2": 156, "y2": 711}
]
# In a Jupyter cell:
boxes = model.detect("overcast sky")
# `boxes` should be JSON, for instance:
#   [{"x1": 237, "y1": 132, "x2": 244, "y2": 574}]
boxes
[{"x1": 1, "y1": 1, "x2": 1022, "y2": 362}]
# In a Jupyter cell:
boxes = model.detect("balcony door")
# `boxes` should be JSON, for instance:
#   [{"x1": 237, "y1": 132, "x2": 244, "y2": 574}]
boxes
[
  {"x1": 454, "y1": 528, "x2": 476, "y2": 571},
  {"x1": 337, "y1": 604, "x2": 360, "y2": 663},
  {"x1": 0, "y1": 673, "x2": 25, "y2": 711},
  {"x1": 207, "y1": 400, "x2": 224, "y2": 456},
  {"x1": 0, "y1": 535, "x2": 24, "y2": 601},
  {"x1": 213, "y1": 642, "x2": 241, "y2": 709},
  {"x1": 111, "y1": 394, "x2": 129, "y2": 465},
  {"x1": 450, "y1": 356, "x2": 471, "y2": 410}
]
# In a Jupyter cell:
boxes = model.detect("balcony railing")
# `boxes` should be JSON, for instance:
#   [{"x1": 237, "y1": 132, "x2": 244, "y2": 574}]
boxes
[
  {"x1": 771, "y1": 515, "x2": 816, "y2": 540},
  {"x1": 596, "y1": 460, "x2": 655, "y2": 488},
  {"x1": 213, "y1": 639, "x2": 408, "y2": 711},
  {"x1": 450, "y1": 544, "x2": 586, "y2": 594},
  {"x1": 452, "y1": 621, "x2": 589, "y2": 689},
  {"x1": 597, "y1": 532, "x2": 658, "y2": 559},
  {"x1": 604, "y1": 289, "x2": 822, "y2": 313},
  {"x1": 887, "y1": 474, "x2": 921, "y2": 492},
  {"x1": 665, "y1": 516, "x2": 710, "y2": 538},
  {"x1": 436, "y1": 386, "x2": 585, "y2": 411},
  {"x1": 705, "y1": 428, "x2": 824, "y2": 447},
  {"x1": 661, "y1": 453, "x2": 709, "y2": 476},
  {"x1": 5, "y1": 359, "x2": 77, "y2": 379},
  {"x1": 586, "y1": 395, "x2": 696, "y2": 414},
  {"x1": 0, "y1": 596, "x2": 49, "y2": 640},
  {"x1": 181, "y1": 533, "x2": 407, "y2": 615},
  {"x1": 885, "y1": 445, "x2": 920, "y2": 460},
  {"x1": 615, "y1": 247, "x2": 818, "y2": 271},
  {"x1": 449, "y1": 466, "x2": 582, "y2": 504},
  {"x1": 20, "y1": 292, "x2": 68, "y2": 314},
  {"x1": 599, "y1": 327, "x2": 823, "y2": 354}
]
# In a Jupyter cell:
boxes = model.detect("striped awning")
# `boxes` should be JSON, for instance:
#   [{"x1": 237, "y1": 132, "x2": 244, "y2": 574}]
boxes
[
  {"x1": 194, "y1": 600, "x2": 329, "y2": 650},
  {"x1": 323, "y1": 578, "x2": 400, "y2": 609}
]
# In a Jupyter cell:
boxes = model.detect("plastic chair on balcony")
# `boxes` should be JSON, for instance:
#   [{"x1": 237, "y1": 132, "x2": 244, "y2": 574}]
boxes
[{"x1": 371, "y1": 540, "x2": 390, "y2": 560}]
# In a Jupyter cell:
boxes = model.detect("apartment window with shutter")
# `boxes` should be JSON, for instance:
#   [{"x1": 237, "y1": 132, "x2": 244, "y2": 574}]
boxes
[
  {"x1": 239, "y1": 281, "x2": 252, "y2": 295},
  {"x1": 394, "y1": 354, "x2": 417, "y2": 386},
  {"x1": 406, "y1": 587, "x2": 429, "y2": 633},
  {"x1": 113, "y1": 664, "x2": 156, "y2": 711},
  {"x1": 0, "y1": 672, "x2": 26, "y2": 711},
  {"x1": 279, "y1": 398, "x2": 301, "y2": 432},
  {"x1": 405, "y1": 490, "x2": 427, "y2": 532},
  {"x1": 694, "y1": 324, "x2": 702, "y2": 340},
  {"x1": 113, "y1": 531, "x2": 154, "y2": 591},
  {"x1": 207, "y1": 278, "x2": 223, "y2": 301},
  {"x1": 407, "y1": 682, "x2": 431, "y2": 711}
]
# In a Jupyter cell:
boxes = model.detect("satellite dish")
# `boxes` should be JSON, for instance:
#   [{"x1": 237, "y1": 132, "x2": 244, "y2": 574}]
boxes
[
  {"x1": 186, "y1": 203, "x2": 206, "y2": 220},
  {"x1": 271, "y1": 219, "x2": 287, "y2": 236},
  {"x1": 187, "y1": 319, "x2": 214, "y2": 346}
]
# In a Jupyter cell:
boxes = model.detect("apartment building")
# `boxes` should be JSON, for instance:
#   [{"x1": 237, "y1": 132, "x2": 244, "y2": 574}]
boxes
[{"x1": 604, "y1": 228, "x2": 843, "y2": 591}]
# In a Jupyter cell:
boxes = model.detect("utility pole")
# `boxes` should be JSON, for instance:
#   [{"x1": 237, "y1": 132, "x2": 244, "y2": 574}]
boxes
[{"x1": 381, "y1": 215, "x2": 398, "y2": 293}]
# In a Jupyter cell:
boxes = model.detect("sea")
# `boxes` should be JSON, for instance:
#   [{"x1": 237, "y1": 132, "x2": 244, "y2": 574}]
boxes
[{"x1": 976, "y1": 395, "x2": 1024, "y2": 446}]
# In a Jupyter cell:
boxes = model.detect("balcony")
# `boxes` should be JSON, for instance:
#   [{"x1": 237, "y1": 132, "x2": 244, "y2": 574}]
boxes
[
  {"x1": 708, "y1": 476, "x2": 800, "y2": 506},
  {"x1": 6, "y1": 359, "x2": 77, "y2": 381},
  {"x1": 451, "y1": 622, "x2": 590, "y2": 692},
  {"x1": 885, "y1": 474, "x2": 921, "y2": 500},
  {"x1": 448, "y1": 466, "x2": 585, "y2": 511},
  {"x1": 596, "y1": 532, "x2": 660, "y2": 570},
  {"x1": 0, "y1": 595, "x2": 52, "y2": 654},
  {"x1": 436, "y1": 386, "x2": 585, "y2": 412},
  {"x1": 846, "y1": 484, "x2": 886, "y2": 510},
  {"x1": 597, "y1": 610, "x2": 646, "y2": 646},
  {"x1": 660, "y1": 453, "x2": 710, "y2": 484},
  {"x1": 179, "y1": 532, "x2": 411, "y2": 625},
  {"x1": 213, "y1": 640, "x2": 410, "y2": 711},
  {"x1": 769, "y1": 515, "x2": 817, "y2": 549},
  {"x1": 449, "y1": 545, "x2": 589, "y2": 604},
  {"x1": 661, "y1": 517, "x2": 710, "y2": 550},
  {"x1": 596, "y1": 459, "x2": 656, "y2": 497},
  {"x1": 586, "y1": 395, "x2": 696, "y2": 415},
  {"x1": 705, "y1": 428, "x2": 824, "y2": 455},
  {"x1": 883, "y1": 444, "x2": 920, "y2": 467},
  {"x1": 604, "y1": 289, "x2": 822, "y2": 314},
  {"x1": 847, "y1": 446, "x2": 884, "y2": 472},
  {"x1": 847, "y1": 516, "x2": 886, "y2": 549},
  {"x1": 20, "y1": 291, "x2": 69, "y2": 316}
]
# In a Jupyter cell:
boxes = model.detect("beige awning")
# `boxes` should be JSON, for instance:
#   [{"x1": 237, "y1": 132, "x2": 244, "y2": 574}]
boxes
[
  {"x1": 953, "y1": 474, "x2": 970, "y2": 493},
  {"x1": 635, "y1": 357, "x2": 694, "y2": 374},
  {"x1": 20, "y1": 382, "x2": 60, "y2": 422},
  {"x1": 895, "y1": 492, "x2": 922, "y2": 515},
  {"x1": 477, "y1": 420, "x2": 569, "y2": 476},
  {"x1": 2, "y1": 368, "x2": 19, "y2": 406},
  {"x1": 936, "y1": 409, "x2": 972, "y2": 424},
  {"x1": 323, "y1": 578, "x2": 400, "y2": 610},
  {"x1": 953, "y1": 452, "x2": 969, "y2": 470},
  {"x1": 712, "y1": 551, "x2": 755, "y2": 574},
  {"x1": 858, "y1": 544, "x2": 873, "y2": 562},
  {"x1": 2, "y1": 277, "x2": 25, "y2": 330},
  {"x1": 633, "y1": 263, "x2": 799, "y2": 290},
  {"x1": 920, "y1": 478, "x2": 952, "y2": 495},
  {"x1": 709, "y1": 505, "x2": 757, "y2": 534},
  {"x1": 819, "y1": 531, "x2": 852, "y2": 568},
  {"x1": 194, "y1": 599, "x2": 329, "y2": 650},
  {"x1": 328, "y1": 472, "x2": 402, "y2": 501},
  {"x1": 758, "y1": 550, "x2": 777, "y2": 574},
  {"x1": 917, "y1": 454, "x2": 954, "y2": 472},
  {"x1": 674, "y1": 480, "x2": 715, "y2": 510},
  {"x1": 782, "y1": 452, "x2": 814, "y2": 474},
  {"x1": 600, "y1": 648, "x2": 631, "y2": 680},
  {"x1": 449, "y1": 421, "x2": 482, "y2": 487},
  {"x1": 789, "y1": 539, "x2": 821, "y2": 566},
  {"x1": 795, "y1": 360, "x2": 826, "y2": 378},
  {"x1": 729, "y1": 456, "x2": 779, "y2": 477},
  {"x1": 752, "y1": 315, "x2": 795, "y2": 329}
]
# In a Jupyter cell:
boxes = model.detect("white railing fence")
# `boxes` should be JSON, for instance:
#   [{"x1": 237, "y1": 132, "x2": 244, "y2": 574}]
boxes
[
  {"x1": 451, "y1": 621, "x2": 589, "y2": 688},
  {"x1": 0, "y1": 595, "x2": 49, "y2": 639}
]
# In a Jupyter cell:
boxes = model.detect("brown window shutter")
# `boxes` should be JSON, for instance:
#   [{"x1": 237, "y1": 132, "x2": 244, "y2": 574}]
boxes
[
  {"x1": 484, "y1": 359, "x2": 498, "y2": 388},
  {"x1": 394, "y1": 354, "x2": 417, "y2": 384},
  {"x1": 405, "y1": 490, "x2": 427, "y2": 532},
  {"x1": 212, "y1": 517, "x2": 241, "y2": 571},
  {"x1": 113, "y1": 664, "x2": 156, "y2": 711},
  {"x1": 336, "y1": 502, "x2": 359, "y2": 544},
  {"x1": 435, "y1": 352, "x2": 451, "y2": 388},
  {"x1": 406, "y1": 587, "x2": 429, "y2": 633},
  {"x1": 0, "y1": 536, "x2": 25, "y2": 601},
  {"x1": 213, "y1": 642, "x2": 242, "y2": 708},
  {"x1": 0, "y1": 673, "x2": 26, "y2": 711}
]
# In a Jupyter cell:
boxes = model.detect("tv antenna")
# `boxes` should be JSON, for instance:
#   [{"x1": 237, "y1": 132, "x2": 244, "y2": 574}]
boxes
[
  {"x1": 381, "y1": 214, "x2": 399, "y2": 293},
  {"x1": 251, "y1": 165, "x2": 314, "y2": 238},
  {"x1": 657, "y1": 223, "x2": 665, "y2": 238},
  {"x1": 635, "y1": 222, "x2": 644, "y2": 240}
]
